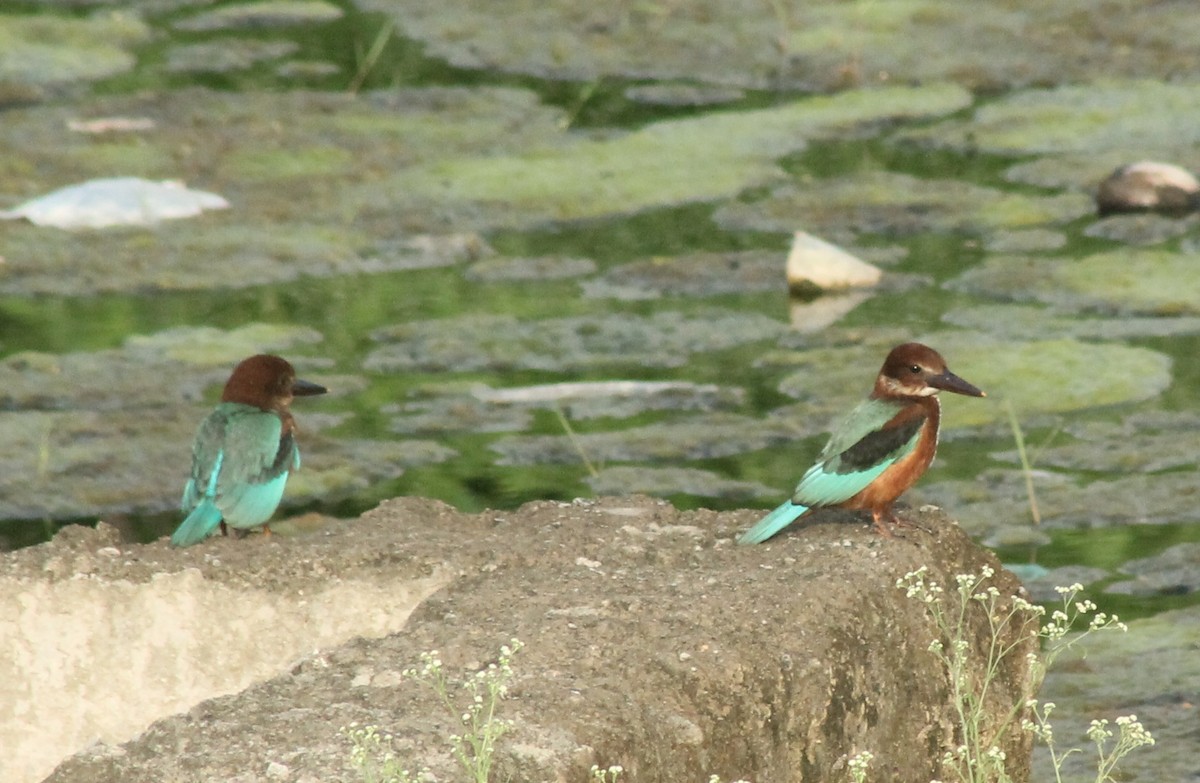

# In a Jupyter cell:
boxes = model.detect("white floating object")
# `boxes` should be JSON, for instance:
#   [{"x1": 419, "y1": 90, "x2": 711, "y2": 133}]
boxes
[
  {"x1": 67, "y1": 117, "x2": 157, "y2": 134},
  {"x1": 0, "y1": 177, "x2": 229, "y2": 229},
  {"x1": 785, "y1": 231, "x2": 881, "y2": 293}
]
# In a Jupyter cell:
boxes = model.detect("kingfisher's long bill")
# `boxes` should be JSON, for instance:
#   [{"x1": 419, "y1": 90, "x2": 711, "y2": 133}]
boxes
[
  {"x1": 170, "y1": 354, "x2": 328, "y2": 548},
  {"x1": 737, "y1": 342, "x2": 985, "y2": 544}
]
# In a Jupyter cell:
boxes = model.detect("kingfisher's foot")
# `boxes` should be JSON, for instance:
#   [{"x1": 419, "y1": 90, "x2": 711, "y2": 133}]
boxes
[
  {"x1": 870, "y1": 510, "x2": 896, "y2": 538},
  {"x1": 870, "y1": 509, "x2": 929, "y2": 537},
  {"x1": 262, "y1": 524, "x2": 273, "y2": 538},
  {"x1": 887, "y1": 511, "x2": 931, "y2": 535}
]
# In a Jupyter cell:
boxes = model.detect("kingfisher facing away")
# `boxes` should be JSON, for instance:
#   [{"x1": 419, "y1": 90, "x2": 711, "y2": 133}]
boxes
[
  {"x1": 171, "y1": 354, "x2": 327, "y2": 547},
  {"x1": 738, "y1": 343, "x2": 985, "y2": 544}
]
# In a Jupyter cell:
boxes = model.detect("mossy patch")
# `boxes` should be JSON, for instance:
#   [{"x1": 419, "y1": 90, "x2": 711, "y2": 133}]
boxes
[
  {"x1": 173, "y1": 0, "x2": 344, "y2": 31},
  {"x1": 366, "y1": 311, "x2": 786, "y2": 372},
  {"x1": 908, "y1": 81, "x2": 1200, "y2": 157},
  {"x1": 949, "y1": 250, "x2": 1200, "y2": 315},
  {"x1": 390, "y1": 84, "x2": 971, "y2": 227},
  {"x1": 360, "y1": 0, "x2": 1200, "y2": 92},
  {"x1": 713, "y1": 171, "x2": 1092, "y2": 237},
  {"x1": 0, "y1": 12, "x2": 148, "y2": 86}
]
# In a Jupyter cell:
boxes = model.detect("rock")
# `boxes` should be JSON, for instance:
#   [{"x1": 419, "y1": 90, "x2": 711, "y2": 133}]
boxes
[
  {"x1": 14, "y1": 496, "x2": 1036, "y2": 783},
  {"x1": 1095, "y1": 161, "x2": 1200, "y2": 216},
  {"x1": 785, "y1": 231, "x2": 882, "y2": 294}
]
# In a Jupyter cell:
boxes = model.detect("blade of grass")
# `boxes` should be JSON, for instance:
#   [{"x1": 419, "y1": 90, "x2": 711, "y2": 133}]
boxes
[
  {"x1": 553, "y1": 403, "x2": 600, "y2": 478},
  {"x1": 349, "y1": 18, "x2": 396, "y2": 94}
]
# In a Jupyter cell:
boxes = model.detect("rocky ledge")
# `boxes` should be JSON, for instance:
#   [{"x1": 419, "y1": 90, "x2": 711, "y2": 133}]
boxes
[{"x1": 4, "y1": 496, "x2": 1033, "y2": 783}]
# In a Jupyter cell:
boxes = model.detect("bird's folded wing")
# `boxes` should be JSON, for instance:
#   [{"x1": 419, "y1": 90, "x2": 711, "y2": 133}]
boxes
[{"x1": 793, "y1": 400, "x2": 926, "y2": 506}]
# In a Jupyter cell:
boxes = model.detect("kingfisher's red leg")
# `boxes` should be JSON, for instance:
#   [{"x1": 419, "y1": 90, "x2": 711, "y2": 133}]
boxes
[{"x1": 870, "y1": 509, "x2": 896, "y2": 538}]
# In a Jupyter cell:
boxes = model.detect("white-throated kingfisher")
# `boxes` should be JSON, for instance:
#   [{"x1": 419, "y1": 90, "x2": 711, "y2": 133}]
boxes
[
  {"x1": 738, "y1": 342, "x2": 985, "y2": 544},
  {"x1": 171, "y1": 354, "x2": 327, "y2": 547}
]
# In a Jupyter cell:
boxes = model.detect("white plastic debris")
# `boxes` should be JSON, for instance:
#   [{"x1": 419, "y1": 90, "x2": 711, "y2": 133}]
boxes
[
  {"x1": 785, "y1": 230, "x2": 882, "y2": 292},
  {"x1": 0, "y1": 177, "x2": 230, "y2": 229}
]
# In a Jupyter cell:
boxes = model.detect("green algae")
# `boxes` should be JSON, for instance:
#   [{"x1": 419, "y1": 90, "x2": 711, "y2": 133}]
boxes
[
  {"x1": 173, "y1": 0, "x2": 344, "y2": 31},
  {"x1": 124, "y1": 324, "x2": 324, "y2": 366},
  {"x1": 390, "y1": 84, "x2": 971, "y2": 226},
  {"x1": 943, "y1": 303, "x2": 1200, "y2": 341},
  {"x1": 163, "y1": 39, "x2": 301, "y2": 75},
  {"x1": 584, "y1": 250, "x2": 784, "y2": 299},
  {"x1": 0, "y1": 12, "x2": 149, "y2": 86},
  {"x1": 223, "y1": 146, "x2": 355, "y2": 180},
  {"x1": 909, "y1": 81, "x2": 1200, "y2": 157},
  {"x1": 360, "y1": 0, "x2": 1200, "y2": 92},
  {"x1": 366, "y1": 311, "x2": 786, "y2": 373},
  {"x1": 713, "y1": 171, "x2": 1092, "y2": 237},
  {"x1": 949, "y1": 250, "x2": 1200, "y2": 315}
]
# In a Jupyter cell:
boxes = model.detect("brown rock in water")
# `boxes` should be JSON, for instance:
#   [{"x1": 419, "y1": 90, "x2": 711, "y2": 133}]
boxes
[
  {"x1": 10, "y1": 496, "x2": 1036, "y2": 783},
  {"x1": 1096, "y1": 161, "x2": 1200, "y2": 216}
]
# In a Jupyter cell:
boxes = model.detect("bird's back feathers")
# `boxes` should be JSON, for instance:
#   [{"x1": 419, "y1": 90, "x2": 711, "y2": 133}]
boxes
[{"x1": 173, "y1": 403, "x2": 300, "y2": 546}]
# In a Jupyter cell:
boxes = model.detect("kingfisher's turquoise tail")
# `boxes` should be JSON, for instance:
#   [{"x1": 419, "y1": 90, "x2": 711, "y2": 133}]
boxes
[
  {"x1": 737, "y1": 500, "x2": 810, "y2": 545},
  {"x1": 171, "y1": 501, "x2": 223, "y2": 547}
]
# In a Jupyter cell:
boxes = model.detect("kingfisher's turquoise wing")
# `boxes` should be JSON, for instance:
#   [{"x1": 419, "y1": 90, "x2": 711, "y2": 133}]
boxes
[
  {"x1": 212, "y1": 406, "x2": 297, "y2": 529},
  {"x1": 792, "y1": 398, "x2": 925, "y2": 507},
  {"x1": 177, "y1": 403, "x2": 299, "y2": 535}
]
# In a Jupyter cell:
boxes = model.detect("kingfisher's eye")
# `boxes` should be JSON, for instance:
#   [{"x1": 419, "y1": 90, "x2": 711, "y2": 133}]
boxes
[{"x1": 909, "y1": 365, "x2": 921, "y2": 374}]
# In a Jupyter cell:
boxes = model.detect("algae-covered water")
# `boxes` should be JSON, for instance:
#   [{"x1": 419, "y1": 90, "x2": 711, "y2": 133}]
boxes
[
  {"x1": 2, "y1": 0, "x2": 1200, "y2": 624},
  {"x1": 4, "y1": 2, "x2": 1200, "y2": 781}
]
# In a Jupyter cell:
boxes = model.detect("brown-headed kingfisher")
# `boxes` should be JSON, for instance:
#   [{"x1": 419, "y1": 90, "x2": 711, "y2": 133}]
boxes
[
  {"x1": 738, "y1": 343, "x2": 984, "y2": 544},
  {"x1": 171, "y1": 354, "x2": 327, "y2": 547}
]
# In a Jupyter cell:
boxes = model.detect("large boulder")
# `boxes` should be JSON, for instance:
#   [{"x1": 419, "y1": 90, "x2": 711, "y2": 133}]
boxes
[{"x1": 7, "y1": 496, "x2": 1035, "y2": 783}]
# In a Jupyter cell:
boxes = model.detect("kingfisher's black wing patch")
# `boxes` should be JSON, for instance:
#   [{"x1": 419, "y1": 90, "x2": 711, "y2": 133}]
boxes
[{"x1": 834, "y1": 414, "x2": 925, "y2": 474}]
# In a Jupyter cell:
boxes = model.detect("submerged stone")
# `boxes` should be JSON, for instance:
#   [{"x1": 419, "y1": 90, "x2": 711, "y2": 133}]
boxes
[{"x1": 366, "y1": 311, "x2": 786, "y2": 372}]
